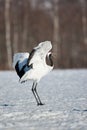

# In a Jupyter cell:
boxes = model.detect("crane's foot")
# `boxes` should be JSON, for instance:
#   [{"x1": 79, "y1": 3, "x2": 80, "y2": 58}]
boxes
[{"x1": 37, "y1": 102, "x2": 45, "y2": 106}]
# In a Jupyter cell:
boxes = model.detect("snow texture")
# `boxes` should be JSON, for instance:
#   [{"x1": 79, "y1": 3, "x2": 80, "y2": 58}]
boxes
[{"x1": 0, "y1": 70, "x2": 87, "y2": 130}]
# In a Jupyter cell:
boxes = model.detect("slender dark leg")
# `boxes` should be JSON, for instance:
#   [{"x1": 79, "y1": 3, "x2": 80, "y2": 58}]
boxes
[
  {"x1": 34, "y1": 82, "x2": 44, "y2": 105},
  {"x1": 32, "y1": 82, "x2": 39, "y2": 105},
  {"x1": 32, "y1": 82, "x2": 44, "y2": 105}
]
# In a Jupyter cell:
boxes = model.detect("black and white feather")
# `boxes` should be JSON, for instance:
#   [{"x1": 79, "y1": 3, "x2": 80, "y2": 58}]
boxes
[{"x1": 13, "y1": 41, "x2": 54, "y2": 105}]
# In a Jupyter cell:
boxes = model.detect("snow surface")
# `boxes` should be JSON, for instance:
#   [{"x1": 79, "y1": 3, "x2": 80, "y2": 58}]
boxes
[{"x1": 0, "y1": 70, "x2": 87, "y2": 130}]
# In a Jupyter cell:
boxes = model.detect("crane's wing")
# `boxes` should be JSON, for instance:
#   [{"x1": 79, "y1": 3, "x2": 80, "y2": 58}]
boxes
[
  {"x1": 27, "y1": 49, "x2": 36, "y2": 65},
  {"x1": 13, "y1": 52, "x2": 29, "y2": 69},
  {"x1": 13, "y1": 52, "x2": 32, "y2": 79},
  {"x1": 27, "y1": 49, "x2": 43, "y2": 69}
]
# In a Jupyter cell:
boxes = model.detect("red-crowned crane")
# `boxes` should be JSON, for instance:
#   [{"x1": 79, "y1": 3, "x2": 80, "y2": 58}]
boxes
[{"x1": 13, "y1": 41, "x2": 54, "y2": 105}]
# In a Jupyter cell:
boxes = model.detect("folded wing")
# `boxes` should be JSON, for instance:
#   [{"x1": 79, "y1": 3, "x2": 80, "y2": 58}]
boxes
[
  {"x1": 13, "y1": 53, "x2": 29, "y2": 69},
  {"x1": 13, "y1": 53, "x2": 31, "y2": 79}
]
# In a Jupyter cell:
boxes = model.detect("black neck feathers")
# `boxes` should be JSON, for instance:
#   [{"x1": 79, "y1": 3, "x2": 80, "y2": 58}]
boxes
[{"x1": 46, "y1": 54, "x2": 53, "y2": 67}]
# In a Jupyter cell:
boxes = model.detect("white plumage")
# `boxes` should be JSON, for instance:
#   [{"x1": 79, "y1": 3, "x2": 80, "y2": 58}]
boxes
[{"x1": 13, "y1": 41, "x2": 54, "y2": 105}]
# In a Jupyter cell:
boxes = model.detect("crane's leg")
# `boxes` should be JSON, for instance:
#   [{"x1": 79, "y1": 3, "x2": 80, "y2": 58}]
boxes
[
  {"x1": 32, "y1": 82, "x2": 44, "y2": 105},
  {"x1": 34, "y1": 82, "x2": 44, "y2": 105},
  {"x1": 32, "y1": 82, "x2": 39, "y2": 105}
]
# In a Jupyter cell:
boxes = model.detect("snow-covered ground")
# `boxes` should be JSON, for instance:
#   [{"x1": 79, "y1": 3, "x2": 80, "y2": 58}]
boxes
[{"x1": 0, "y1": 70, "x2": 87, "y2": 130}]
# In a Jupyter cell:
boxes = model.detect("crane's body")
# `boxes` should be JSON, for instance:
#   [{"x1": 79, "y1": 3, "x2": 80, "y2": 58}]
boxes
[{"x1": 13, "y1": 41, "x2": 54, "y2": 105}]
